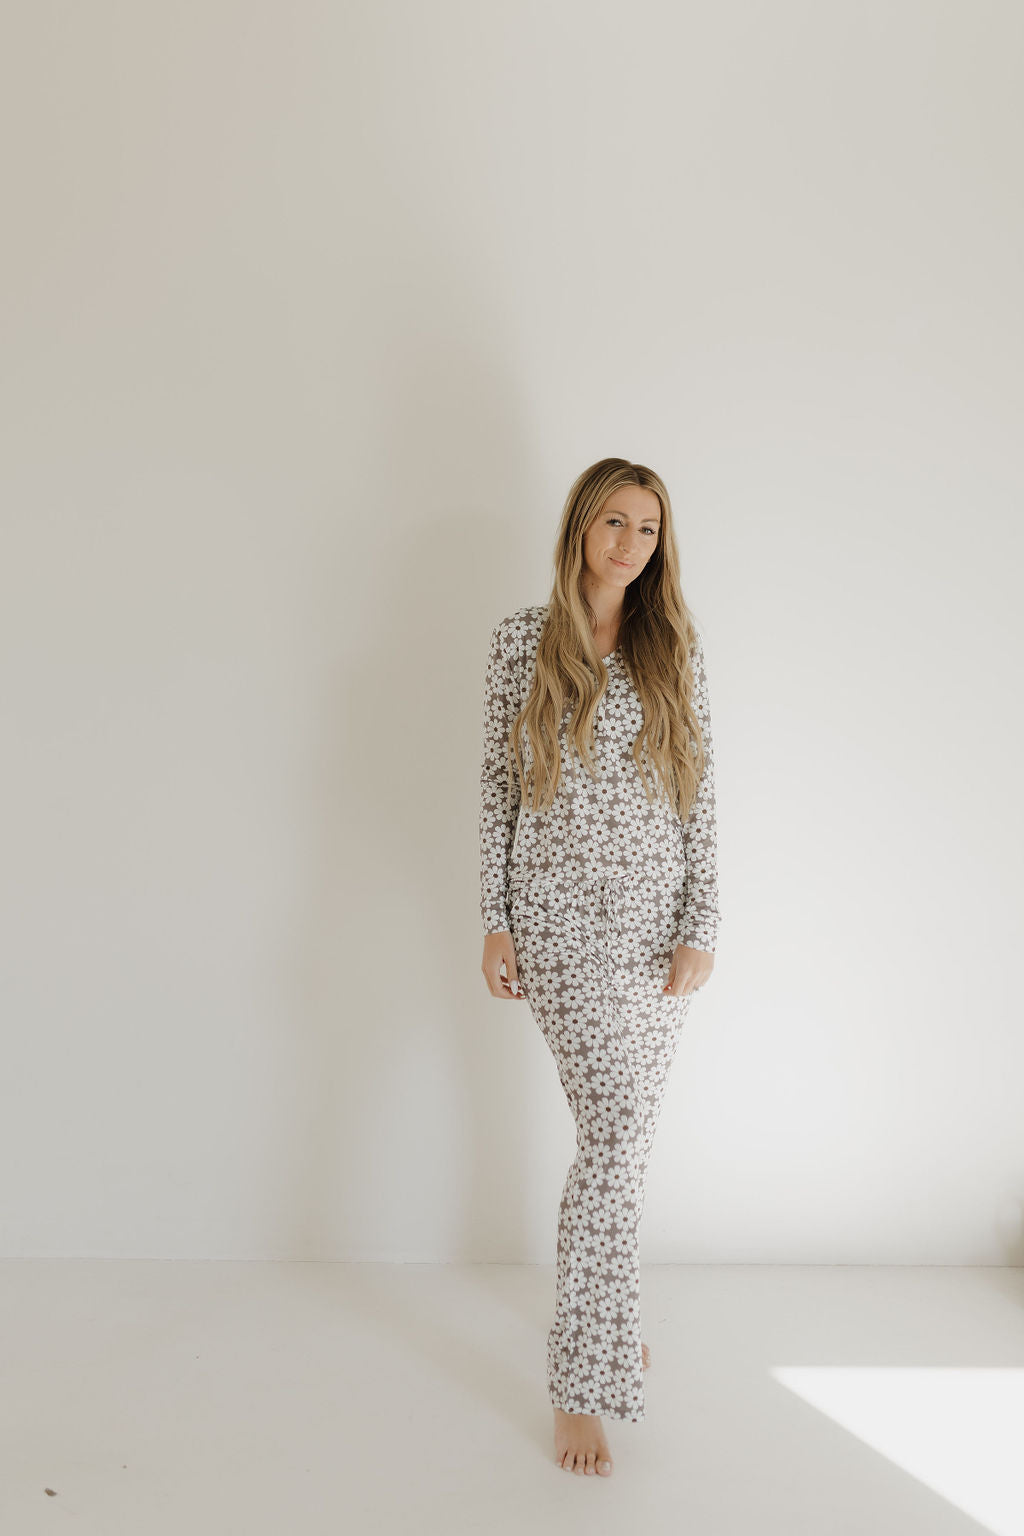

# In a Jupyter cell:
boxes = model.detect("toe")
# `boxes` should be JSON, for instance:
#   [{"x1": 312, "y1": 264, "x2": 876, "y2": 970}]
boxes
[
  {"x1": 598, "y1": 1458, "x2": 613, "y2": 1476},
  {"x1": 585, "y1": 1451, "x2": 596, "y2": 1474}
]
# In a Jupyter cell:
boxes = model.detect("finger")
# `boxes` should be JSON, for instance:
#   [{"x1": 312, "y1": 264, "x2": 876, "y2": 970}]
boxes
[
  {"x1": 488, "y1": 964, "x2": 525, "y2": 999},
  {"x1": 503, "y1": 954, "x2": 524, "y2": 997},
  {"x1": 485, "y1": 965, "x2": 515, "y2": 999}
]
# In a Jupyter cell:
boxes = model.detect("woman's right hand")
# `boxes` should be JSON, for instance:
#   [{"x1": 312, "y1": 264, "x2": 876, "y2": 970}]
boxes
[{"x1": 481, "y1": 930, "x2": 526, "y2": 1000}]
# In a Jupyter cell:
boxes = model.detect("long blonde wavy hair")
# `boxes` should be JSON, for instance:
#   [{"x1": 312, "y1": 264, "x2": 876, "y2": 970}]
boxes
[{"x1": 508, "y1": 457, "x2": 707, "y2": 821}]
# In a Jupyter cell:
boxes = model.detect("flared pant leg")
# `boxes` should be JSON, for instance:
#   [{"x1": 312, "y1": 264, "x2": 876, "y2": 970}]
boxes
[{"x1": 508, "y1": 867, "x2": 692, "y2": 1424}]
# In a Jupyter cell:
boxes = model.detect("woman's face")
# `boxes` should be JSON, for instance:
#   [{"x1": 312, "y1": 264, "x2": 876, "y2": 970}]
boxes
[{"x1": 582, "y1": 485, "x2": 662, "y2": 589}]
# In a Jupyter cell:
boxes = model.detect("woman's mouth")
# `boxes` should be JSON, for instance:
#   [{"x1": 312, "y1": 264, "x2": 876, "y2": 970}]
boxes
[{"x1": 610, "y1": 558, "x2": 633, "y2": 568}]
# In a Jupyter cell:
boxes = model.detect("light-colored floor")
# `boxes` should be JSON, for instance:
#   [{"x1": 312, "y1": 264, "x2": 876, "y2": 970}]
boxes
[{"x1": 3, "y1": 1259, "x2": 1022, "y2": 1535}]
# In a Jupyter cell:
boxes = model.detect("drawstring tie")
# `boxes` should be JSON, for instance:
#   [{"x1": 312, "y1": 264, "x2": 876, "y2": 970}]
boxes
[{"x1": 599, "y1": 877, "x2": 627, "y2": 935}]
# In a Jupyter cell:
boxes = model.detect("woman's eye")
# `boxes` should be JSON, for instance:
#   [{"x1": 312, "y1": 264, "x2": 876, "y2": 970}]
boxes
[{"x1": 607, "y1": 518, "x2": 656, "y2": 535}]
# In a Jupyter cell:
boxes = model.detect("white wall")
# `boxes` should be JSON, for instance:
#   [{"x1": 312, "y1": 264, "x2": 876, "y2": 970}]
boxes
[{"x1": 2, "y1": 1, "x2": 1021, "y2": 1262}]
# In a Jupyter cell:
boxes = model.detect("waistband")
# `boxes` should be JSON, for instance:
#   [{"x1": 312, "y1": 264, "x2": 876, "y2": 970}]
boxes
[{"x1": 508, "y1": 866, "x2": 660, "y2": 935}]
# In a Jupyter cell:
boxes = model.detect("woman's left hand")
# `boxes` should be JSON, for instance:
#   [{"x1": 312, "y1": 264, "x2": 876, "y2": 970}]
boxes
[{"x1": 663, "y1": 944, "x2": 714, "y2": 997}]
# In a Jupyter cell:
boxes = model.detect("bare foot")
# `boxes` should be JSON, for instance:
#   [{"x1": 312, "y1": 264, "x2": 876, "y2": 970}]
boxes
[
  {"x1": 642, "y1": 1340, "x2": 651, "y2": 1370},
  {"x1": 553, "y1": 1407, "x2": 613, "y2": 1475}
]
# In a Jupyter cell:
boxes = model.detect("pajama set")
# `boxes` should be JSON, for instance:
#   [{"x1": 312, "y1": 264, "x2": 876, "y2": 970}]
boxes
[{"x1": 478, "y1": 602, "x2": 721, "y2": 1424}]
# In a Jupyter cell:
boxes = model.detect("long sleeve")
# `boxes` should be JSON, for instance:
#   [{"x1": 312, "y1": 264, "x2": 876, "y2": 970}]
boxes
[
  {"x1": 675, "y1": 629, "x2": 721, "y2": 953},
  {"x1": 479, "y1": 621, "x2": 522, "y2": 933}
]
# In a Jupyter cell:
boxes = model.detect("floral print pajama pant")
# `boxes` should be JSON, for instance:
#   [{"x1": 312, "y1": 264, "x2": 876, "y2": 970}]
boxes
[{"x1": 508, "y1": 858, "x2": 692, "y2": 1425}]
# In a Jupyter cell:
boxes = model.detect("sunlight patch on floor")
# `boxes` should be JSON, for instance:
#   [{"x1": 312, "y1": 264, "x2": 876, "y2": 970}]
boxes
[{"x1": 773, "y1": 1366, "x2": 1024, "y2": 1536}]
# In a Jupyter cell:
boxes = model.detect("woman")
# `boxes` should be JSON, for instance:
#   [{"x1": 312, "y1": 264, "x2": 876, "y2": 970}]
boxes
[{"x1": 478, "y1": 456, "x2": 721, "y2": 1478}]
